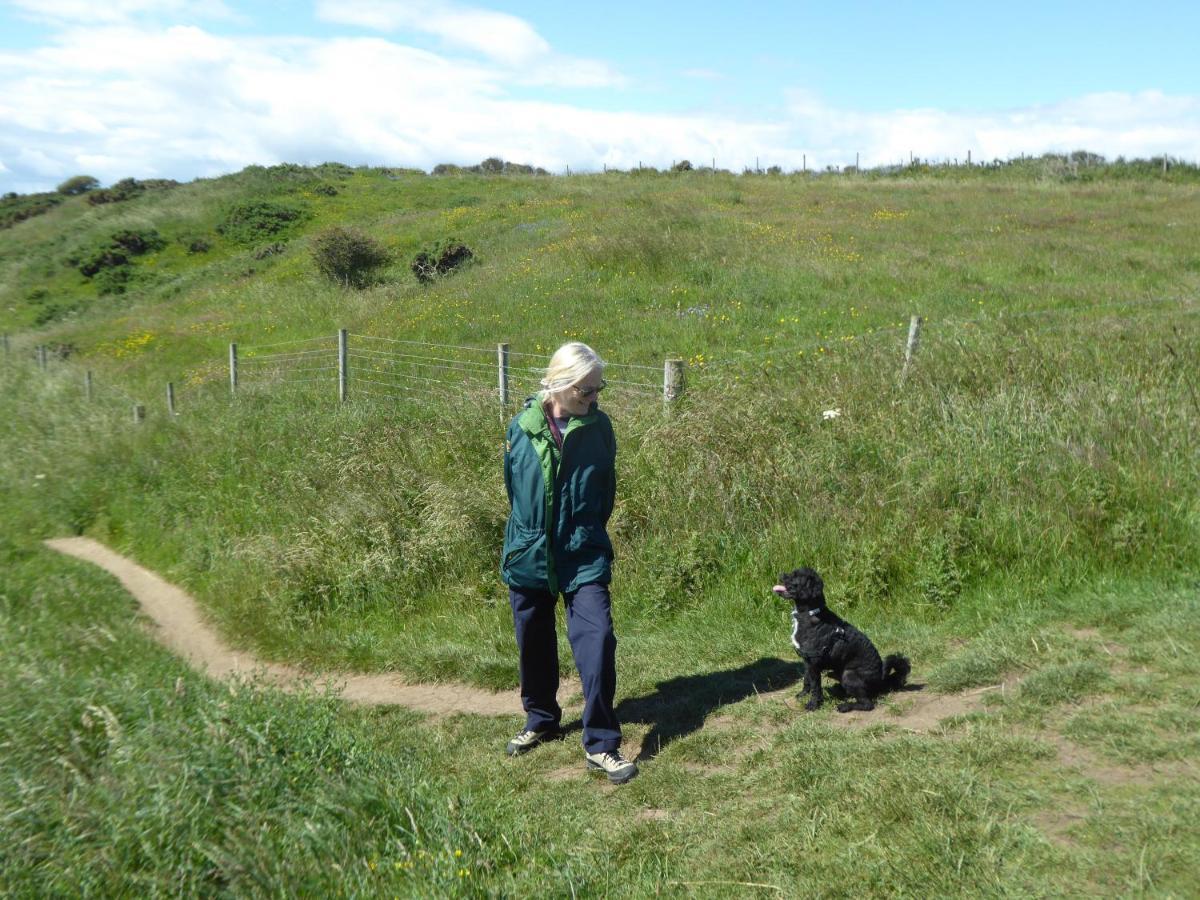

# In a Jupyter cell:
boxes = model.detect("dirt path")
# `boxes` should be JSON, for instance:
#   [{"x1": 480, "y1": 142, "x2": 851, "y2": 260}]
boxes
[
  {"x1": 45, "y1": 537, "x2": 525, "y2": 717},
  {"x1": 44, "y1": 536, "x2": 1000, "y2": 731}
]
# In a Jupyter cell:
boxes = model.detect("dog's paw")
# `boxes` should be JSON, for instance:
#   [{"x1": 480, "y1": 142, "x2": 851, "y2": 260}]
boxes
[
  {"x1": 804, "y1": 698, "x2": 823, "y2": 711},
  {"x1": 836, "y1": 702, "x2": 855, "y2": 713}
]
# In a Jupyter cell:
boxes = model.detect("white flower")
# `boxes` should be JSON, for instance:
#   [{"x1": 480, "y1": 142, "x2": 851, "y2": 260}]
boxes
[
  {"x1": 35, "y1": 473, "x2": 46, "y2": 479},
  {"x1": 822, "y1": 408, "x2": 842, "y2": 420}
]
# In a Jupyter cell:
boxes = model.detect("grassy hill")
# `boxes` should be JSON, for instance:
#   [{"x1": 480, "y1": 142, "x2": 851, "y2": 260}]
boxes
[{"x1": 2, "y1": 161, "x2": 1198, "y2": 894}]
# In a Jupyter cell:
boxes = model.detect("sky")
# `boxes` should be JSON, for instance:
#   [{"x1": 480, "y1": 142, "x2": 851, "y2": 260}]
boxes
[{"x1": 1, "y1": 0, "x2": 1198, "y2": 193}]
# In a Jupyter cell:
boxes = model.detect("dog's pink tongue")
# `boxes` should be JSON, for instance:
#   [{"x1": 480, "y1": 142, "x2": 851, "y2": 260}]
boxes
[{"x1": 772, "y1": 585, "x2": 787, "y2": 595}]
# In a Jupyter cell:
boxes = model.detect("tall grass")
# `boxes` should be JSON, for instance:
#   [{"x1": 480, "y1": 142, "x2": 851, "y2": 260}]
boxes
[{"x1": 3, "y1": 167, "x2": 1199, "y2": 895}]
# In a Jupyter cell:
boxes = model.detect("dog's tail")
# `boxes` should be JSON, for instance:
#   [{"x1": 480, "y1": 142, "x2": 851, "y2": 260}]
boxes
[{"x1": 882, "y1": 654, "x2": 910, "y2": 690}]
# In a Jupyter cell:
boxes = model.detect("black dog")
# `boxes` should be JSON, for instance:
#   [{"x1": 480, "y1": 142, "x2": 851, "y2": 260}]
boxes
[{"x1": 773, "y1": 567, "x2": 910, "y2": 712}]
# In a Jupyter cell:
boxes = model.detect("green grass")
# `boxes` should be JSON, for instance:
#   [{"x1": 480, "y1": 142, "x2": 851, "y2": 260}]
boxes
[
  {"x1": 2, "y1": 163, "x2": 1199, "y2": 894},
  {"x1": 2, "y1": 537, "x2": 1198, "y2": 895}
]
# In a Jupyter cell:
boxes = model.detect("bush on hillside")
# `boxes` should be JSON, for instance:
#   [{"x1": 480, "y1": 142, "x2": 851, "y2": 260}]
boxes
[
  {"x1": 87, "y1": 177, "x2": 178, "y2": 205},
  {"x1": 70, "y1": 227, "x2": 166, "y2": 294},
  {"x1": 671, "y1": 160, "x2": 693, "y2": 173},
  {"x1": 315, "y1": 162, "x2": 354, "y2": 178},
  {"x1": 311, "y1": 227, "x2": 389, "y2": 288},
  {"x1": 217, "y1": 200, "x2": 309, "y2": 245},
  {"x1": 411, "y1": 238, "x2": 473, "y2": 284},
  {"x1": 431, "y1": 158, "x2": 550, "y2": 176},
  {"x1": 56, "y1": 175, "x2": 99, "y2": 195},
  {"x1": 0, "y1": 192, "x2": 62, "y2": 229}
]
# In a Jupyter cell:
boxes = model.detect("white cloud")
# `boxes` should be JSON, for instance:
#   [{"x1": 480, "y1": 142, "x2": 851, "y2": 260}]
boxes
[
  {"x1": 780, "y1": 89, "x2": 1200, "y2": 168},
  {"x1": 317, "y1": 0, "x2": 548, "y2": 66},
  {"x1": 314, "y1": 0, "x2": 623, "y2": 85},
  {"x1": 8, "y1": 0, "x2": 239, "y2": 25},
  {"x1": 0, "y1": 18, "x2": 1196, "y2": 194}
]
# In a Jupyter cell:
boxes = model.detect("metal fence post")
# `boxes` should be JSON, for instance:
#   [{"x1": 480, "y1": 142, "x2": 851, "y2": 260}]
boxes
[
  {"x1": 229, "y1": 343, "x2": 238, "y2": 395},
  {"x1": 167, "y1": 382, "x2": 176, "y2": 417},
  {"x1": 85, "y1": 370, "x2": 93, "y2": 401},
  {"x1": 132, "y1": 404, "x2": 145, "y2": 424}
]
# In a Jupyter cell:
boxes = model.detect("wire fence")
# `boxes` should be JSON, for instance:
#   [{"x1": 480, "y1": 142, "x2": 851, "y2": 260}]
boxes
[{"x1": 4, "y1": 296, "x2": 1197, "y2": 425}]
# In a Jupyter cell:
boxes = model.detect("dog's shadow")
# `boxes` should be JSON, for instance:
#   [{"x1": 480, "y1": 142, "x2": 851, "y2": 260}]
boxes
[{"x1": 563, "y1": 657, "x2": 802, "y2": 763}]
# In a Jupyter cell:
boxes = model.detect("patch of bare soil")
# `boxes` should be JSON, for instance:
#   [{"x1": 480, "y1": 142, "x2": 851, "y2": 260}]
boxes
[
  {"x1": 46, "y1": 537, "x2": 526, "y2": 718},
  {"x1": 1065, "y1": 626, "x2": 1128, "y2": 657},
  {"x1": 1044, "y1": 732, "x2": 1191, "y2": 787},
  {"x1": 1034, "y1": 806, "x2": 1090, "y2": 847},
  {"x1": 827, "y1": 678, "x2": 1023, "y2": 733},
  {"x1": 637, "y1": 808, "x2": 671, "y2": 822}
]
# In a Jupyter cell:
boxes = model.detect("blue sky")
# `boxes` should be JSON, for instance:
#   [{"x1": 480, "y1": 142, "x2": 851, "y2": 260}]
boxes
[{"x1": 1, "y1": 0, "x2": 1197, "y2": 192}]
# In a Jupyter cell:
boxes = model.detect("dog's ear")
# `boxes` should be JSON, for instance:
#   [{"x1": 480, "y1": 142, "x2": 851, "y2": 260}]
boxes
[{"x1": 791, "y1": 567, "x2": 824, "y2": 604}]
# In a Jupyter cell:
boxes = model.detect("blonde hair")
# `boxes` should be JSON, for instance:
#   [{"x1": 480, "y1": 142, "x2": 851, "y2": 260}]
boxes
[{"x1": 540, "y1": 341, "x2": 605, "y2": 402}]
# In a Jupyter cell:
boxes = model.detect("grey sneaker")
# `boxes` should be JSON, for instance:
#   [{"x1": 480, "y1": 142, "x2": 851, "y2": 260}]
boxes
[
  {"x1": 585, "y1": 749, "x2": 638, "y2": 784},
  {"x1": 506, "y1": 727, "x2": 560, "y2": 756}
]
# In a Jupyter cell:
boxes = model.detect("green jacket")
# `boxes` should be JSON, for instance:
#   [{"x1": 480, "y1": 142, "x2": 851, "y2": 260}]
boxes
[{"x1": 502, "y1": 398, "x2": 616, "y2": 594}]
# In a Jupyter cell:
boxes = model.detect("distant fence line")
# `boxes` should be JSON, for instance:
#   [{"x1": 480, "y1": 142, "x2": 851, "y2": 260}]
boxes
[
  {"x1": 227, "y1": 331, "x2": 682, "y2": 407},
  {"x1": 5, "y1": 297, "x2": 1197, "y2": 425}
]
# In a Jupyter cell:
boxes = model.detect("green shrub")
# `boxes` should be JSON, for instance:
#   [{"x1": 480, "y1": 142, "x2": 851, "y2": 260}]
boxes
[
  {"x1": 86, "y1": 177, "x2": 176, "y2": 205},
  {"x1": 315, "y1": 162, "x2": 353, "y2": 178},
  {"x1": 0, "y1": 192, "x2": 62, "y2": 229},
  {"x1": 217, "y1": 200, "x2": 309, "y2": 245},
  {"x1": 410, "y1": 238, "x2": 473, "y2": 284},
  {"x1": 69, "y1": 227, "x2": 165, "y2": 295},
  {"x1": 72, "y1": 228, "x2": 165, "y2": 277},
  {"x1": 671, "y1": 160, "x2": 693, "y2": 173},
  {"x1": 56, "y1": 175, "x2": 99, "y2": 195},
  {"x1": 310, "y1": 227, "x2": 389, "y2": 288}
]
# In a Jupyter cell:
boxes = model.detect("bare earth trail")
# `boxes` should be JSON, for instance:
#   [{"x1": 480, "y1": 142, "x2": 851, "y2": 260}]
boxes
[
  {"x1": 45, "y1": 536, "x2": 997, "y2": 730},
  {"x1": 45, "y1": 537, "x2": 527, "y2": 717}
]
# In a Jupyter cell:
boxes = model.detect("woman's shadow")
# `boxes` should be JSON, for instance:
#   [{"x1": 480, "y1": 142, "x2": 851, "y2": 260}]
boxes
[{"x1": 575, "y1": 657, "x2": 802, "y2": 763}]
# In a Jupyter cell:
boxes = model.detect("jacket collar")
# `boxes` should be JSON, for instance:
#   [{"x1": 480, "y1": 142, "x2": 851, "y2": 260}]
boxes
[{"x1": 517, "y1": 396, "x2": 599, "y2": 439}]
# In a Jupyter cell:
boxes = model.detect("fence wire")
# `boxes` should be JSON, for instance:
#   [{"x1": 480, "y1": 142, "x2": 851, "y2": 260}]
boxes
[{"x1": 10, "y1": 297, "x2": 1196, "y2": 426}]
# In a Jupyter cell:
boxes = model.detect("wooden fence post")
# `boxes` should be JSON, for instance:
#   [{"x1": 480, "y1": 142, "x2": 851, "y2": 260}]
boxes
[
  {"x1": 901, "y1": 315, "x2": 923, "y2": 383},
  {"x1": 85, "y1": 370, "x2": 93, "y2": 401},
  {"x1": 497, "y1": 342, "x2": 510, "y2": 406},
  {"x1": 229, "y1": 343, "x2": 238, "y2": 396},
  {"x1": 338, "y1": 329, "x2": 348, "y2": 402},
  {"x1": 132, "y1": 404, "x2": 145, "y2": 424},
  {"x1": 664, "y1": 358, "x2": 685, "y2": 405},
  {"x1": 167, "y1": 382, "x2": 176, "y2": 417},
  {"x1": 38, "y1": 345, "x2": 48, "y2": 370}
]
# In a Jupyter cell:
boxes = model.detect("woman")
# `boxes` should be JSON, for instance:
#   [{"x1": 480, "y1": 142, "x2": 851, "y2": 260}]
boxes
[{"x1": 501, "y1": 341, "x2": 637, "y2": 785}]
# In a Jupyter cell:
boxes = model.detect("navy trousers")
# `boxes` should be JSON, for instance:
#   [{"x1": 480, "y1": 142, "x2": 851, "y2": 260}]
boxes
[{"x1": 509, "y1": 582, "x2": 621, "y2": 754}]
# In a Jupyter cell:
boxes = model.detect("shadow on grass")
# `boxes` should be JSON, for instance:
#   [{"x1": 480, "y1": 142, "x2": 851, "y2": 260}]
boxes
[{"x1": 567, "y1": 656, "x2": 802, "y2": 763}]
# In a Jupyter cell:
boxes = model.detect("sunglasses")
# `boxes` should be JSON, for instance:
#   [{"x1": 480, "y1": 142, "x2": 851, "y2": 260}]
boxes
[{"x1": 574, "y1": 379, "x2": 607, "y2": 399}]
